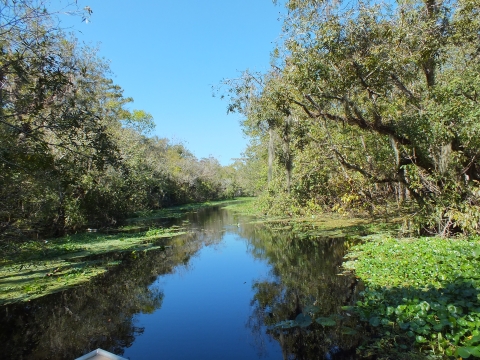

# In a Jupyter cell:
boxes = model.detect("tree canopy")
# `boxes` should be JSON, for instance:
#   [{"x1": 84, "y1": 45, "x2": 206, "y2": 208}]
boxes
[
  {"x1": 0, "y1": 0, "x2": 243, "y2": 242},
  {"x1": 224, "y1": 0, "x2": 480, "y2": 235}
]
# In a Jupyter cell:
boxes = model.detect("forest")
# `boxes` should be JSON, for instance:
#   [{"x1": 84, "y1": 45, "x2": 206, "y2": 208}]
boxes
[
  {"x1": 2, "y1": 0, "x2": 480, "y2": 358},
  {"x1": 219, "y1": 0, "x2": 480, "y2": 355},
  {"x1": 4, "y1": 0, "x2": 479, "y2": 241},
  {"x1": 223, "y1": 0, "x2": 480, "y2": 237},
  {"x1": 0, "y1": 0, "x2": 251, "y2": 242}
]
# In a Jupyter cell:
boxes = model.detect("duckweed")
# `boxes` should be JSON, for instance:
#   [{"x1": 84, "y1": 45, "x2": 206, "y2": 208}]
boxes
[{"x1": 0, "y1": 226, "x2": 186, "y2": 304}]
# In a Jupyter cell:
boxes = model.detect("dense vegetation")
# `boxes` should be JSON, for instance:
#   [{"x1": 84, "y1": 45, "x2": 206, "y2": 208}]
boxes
[
  {"x1": 221, "y1": 0, "x2": 480, "y2": 357},
  {"x1": 344, "y1": 236, "x2": 480, "y2": 358},
  {"x1": 0, "y1": 1, "x2": 245, "y2": 243},
  {"x1": 223, "y1": 0, "x2": 480, "y2": 236},
  {"x1": 0, "y1": 199, "x2": 241, "y2": 304},
  {"x1": 3, "y1": 0, "x2": 480, "y2": 357}
]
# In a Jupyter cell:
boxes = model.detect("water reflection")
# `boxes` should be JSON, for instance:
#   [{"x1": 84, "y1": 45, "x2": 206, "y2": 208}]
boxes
[
  {"x1": 0, "y1": 206, "x2": 364, "y2": 360},
  {"x1": 240, "y1": 222, "x2": 363, "y2": 359},
  {"x1": 0, "y1": 250, "x2": 163, "y2": 359},
  {"x1": 0, "y1": 207, "x2": 235, "y2": 360}
]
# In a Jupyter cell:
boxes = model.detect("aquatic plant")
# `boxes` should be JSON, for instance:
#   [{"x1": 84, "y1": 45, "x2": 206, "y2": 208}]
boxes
[
  {"x1": 0, "y1": 226, "x2": 186, "y2": 304},
  {"x1": 344, "y1": 237, "x2": 480, "y2": 358}
]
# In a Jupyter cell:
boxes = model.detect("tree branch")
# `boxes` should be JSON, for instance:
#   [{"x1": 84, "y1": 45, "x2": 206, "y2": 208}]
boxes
[{"x1": 390, "y1": 74, "x2": 421, "y2": 109}]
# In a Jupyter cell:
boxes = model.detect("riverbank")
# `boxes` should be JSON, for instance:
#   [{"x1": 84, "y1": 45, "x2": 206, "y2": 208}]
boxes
[
  {"x1": 228, "y1": 199, "x2": 480, "y2": 358},
  {"x1": 0, "y1": 199, "x2": 244, "y2": 305},
  {"x1": 224, "y1": 198, "x2": 396, "y2": 240}
]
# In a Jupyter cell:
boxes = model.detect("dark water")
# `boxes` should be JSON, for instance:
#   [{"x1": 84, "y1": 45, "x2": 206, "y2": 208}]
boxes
[{"x1": 0, "y1": 206, "x2": 363, "y2": 360}]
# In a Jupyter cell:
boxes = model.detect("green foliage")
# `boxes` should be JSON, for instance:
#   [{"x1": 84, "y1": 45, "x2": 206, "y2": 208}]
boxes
[
  {"x1": 0, "y1": 0, "x2": 239, "y2": 242},
  {"x1": 221, "y1": 197, "x2": 258, "y2": 215},
  {"x1": 0, "y1": 224, "x2": 186, "y2": 304},
  {"x1": 255, "y1": 190, "x2": 303, "y2": 216},
  {"x1": 344, "y1": 236, "x2": 480, "y2": 357},
  {"x1": 224, "y1": 0, "x2": 480, "y2": 235}
]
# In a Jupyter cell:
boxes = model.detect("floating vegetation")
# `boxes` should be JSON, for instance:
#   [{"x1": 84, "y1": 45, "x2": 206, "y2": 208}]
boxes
[
  {"x1": 0, "y1": 226, "x2": 186, "y2": 304},
  {"x1": 344, "y1": 236, "x2": 480, "y2": 358},
  {"x1": 249, "y1": 215, "x2": 396, "y2": 242},
  {"x1": 127, "y1": 199, "x2": 243, "y2": 223}
]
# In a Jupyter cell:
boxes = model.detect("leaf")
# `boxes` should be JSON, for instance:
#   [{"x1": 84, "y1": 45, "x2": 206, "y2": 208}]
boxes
[
  {"x1": 465, "y1": 335, "x2": 480, "y2": 345},
  {"x1": 455, "y1": 347, "x2": 471, "y2": 358},
  {"x1": 274, "y1": 320, "x2": 297, "y2": 329},
  {"x1": 295, "y1": 313, "x2": 312, "y2": 328},
  {"x1": 416, "y1": 335, "x2": 427, "y2": 343},
  {"x1": 341, "y1": 326, "x2": 358, "y2": 335},
  {"x1": 465, "y1": 346, "x2": 480, "y2": 357},
  {"x1": 369, "y1": 316, "x2": 381, "y2": 327},
  {"x1": 381, "y1": 318, "x2": 391, "y2": 326},
  {"x1": 447, "y1": 304, "x2": 458, "y2": 314},
  {"x1": 316, "y1": 316, "x2": 336, "y2": 327}
]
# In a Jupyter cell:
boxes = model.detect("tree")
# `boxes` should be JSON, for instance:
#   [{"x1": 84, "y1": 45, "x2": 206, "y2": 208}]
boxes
[
  {"x1": 226, "y1": 0, "x2": 480, "y2": 234},
  {"x1": 0, "y1": 0, "x2": 239, "y2": 242}
]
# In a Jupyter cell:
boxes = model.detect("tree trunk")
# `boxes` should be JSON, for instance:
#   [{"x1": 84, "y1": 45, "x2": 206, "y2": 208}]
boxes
[
  {"x1": 437, "y1": 143, "x2": 452, "y2": 174},
  {"x1": 423, "y1": 0, "x2": 438, "y2": 88},
  {"x1": 389, "y1": 135, "x2": 404, "y2": 203},
  {"x1": 283, "y1": 117, "x2": 292, "y2": 194},
  {"x1": 54, "y1": 186, "x2": 66, "y2": 236},
  {"x1": 268, "y1": 126, "x2": 275, "y2": 185}
]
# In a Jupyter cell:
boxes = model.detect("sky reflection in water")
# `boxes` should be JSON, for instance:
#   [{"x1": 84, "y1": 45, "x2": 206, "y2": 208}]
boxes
[
  {"x1": 0, "y1": 206, "x2": 360, "y2": 359},
  {"x1": 123, "y1": 232, "x2": 281, "y2": 359}
]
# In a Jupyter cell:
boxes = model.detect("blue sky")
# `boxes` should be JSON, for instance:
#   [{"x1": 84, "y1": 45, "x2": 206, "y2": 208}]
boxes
[{"x1": 60, "y1": 1, "x2": 284, "y2": 165}]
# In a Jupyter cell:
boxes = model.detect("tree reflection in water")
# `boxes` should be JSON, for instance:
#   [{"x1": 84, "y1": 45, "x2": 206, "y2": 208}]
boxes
[
  {"x1": 242, "y1": 222, "x2": 364, "y2": 359},
  {"x1": 0, "y1": 250, "x2": 163, "y2": 359},
  {"x1": 0, "y1": 206, "x2": 232, "y2": 360},
  {"x1": 0, "y1": 206, "x2": 368, "y2": 360}
]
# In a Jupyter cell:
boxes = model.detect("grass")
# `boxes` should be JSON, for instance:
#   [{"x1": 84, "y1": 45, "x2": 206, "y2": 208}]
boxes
[
  {"x1": 127, "y1": 198, "x2": 244, "y2": 223},
  {"x1": 221, "y1": 197, "x2": 258, "y2": 215},
  {"x1": 343, "y1": 236, "x2": 480, "y2": 359}
]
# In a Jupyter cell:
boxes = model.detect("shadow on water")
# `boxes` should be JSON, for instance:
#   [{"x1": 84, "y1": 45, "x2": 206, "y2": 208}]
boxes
[
  {"x1": 0, "y1": 249, "x2": 163, "y2": 359},
  {"x1": 242, "y1": 221, "x2": 480, "y2": 359},
  {"x1": 0, "y1": 206, "x2": 372, "y2": 360}
]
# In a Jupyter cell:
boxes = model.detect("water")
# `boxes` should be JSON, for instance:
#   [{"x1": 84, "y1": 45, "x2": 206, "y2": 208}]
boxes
[
  {"x1": 0, "y1": 206, "x2": 362, "y2": 360},
  {"x1": 123, "y1": 233, "x2": 281, "y2": 360}
]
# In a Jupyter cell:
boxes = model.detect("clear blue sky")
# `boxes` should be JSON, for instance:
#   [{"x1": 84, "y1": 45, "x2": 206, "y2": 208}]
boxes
[{"x1": 59, "y1": 1, "x2": 284, "y2": 165}]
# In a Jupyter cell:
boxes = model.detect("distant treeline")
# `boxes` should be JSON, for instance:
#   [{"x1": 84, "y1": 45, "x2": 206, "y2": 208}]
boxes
[{"x1": 0, "y1": 1, "x2": 251, "y2": 241}]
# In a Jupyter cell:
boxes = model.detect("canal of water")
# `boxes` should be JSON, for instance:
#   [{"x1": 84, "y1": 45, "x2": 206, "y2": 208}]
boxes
[{"x1": 0, "y1": 206, "x2": 363, "y2": 359}]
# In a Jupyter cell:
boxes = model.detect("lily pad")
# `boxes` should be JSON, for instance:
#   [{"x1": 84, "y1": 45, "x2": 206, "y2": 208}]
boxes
[
  {"x1": 295, "y1": 313, "x2": 313, "y2": 328},
  {"x1": 316, "y1": 316, "x2": 336, "y2": 327}
]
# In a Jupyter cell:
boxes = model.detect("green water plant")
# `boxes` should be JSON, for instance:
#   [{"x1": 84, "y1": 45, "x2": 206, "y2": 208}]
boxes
[
  {"x1": 344, "y1": 236, "x2": 480, "y2": 358},
  {"x1": 0, "y1": 226, "x2": 186, "y2": 304},
  {"x1": 127, "y1": 199, "x2": 242, "y2": 223}
]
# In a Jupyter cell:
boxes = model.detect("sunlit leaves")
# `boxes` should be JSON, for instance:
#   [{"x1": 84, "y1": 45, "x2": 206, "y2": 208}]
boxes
[
  {"x1": 347, "y1": 235, "x2": 480, "y2": 356},
  {"x1": 231, "y1": 0, "x2": 480, "y2": 235},
  {"x1": 1, "y1": 0, "x2": 237, "y2": 240}
]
